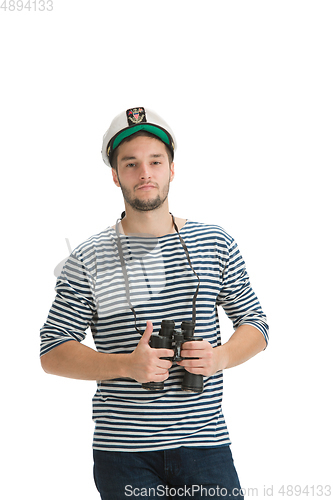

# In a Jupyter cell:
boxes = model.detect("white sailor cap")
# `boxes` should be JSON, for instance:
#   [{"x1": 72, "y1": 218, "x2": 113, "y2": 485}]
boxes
[{"x1": 101, "y1": 107, "x2": 176, "y2": 167}]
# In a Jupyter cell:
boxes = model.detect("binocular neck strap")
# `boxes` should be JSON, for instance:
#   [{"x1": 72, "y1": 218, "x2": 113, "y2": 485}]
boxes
[
  {"x1": 115, "y1": 213, "x2": 200, "y2": 335},
  {"x1": 115, "y1": 218, "x2": 144, "y2": 335},
  {"x1": 170, "y1": 214, "x2": 200, "y2": 328}
]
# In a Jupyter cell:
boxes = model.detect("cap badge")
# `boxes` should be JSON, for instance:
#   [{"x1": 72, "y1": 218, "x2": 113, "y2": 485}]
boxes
[{"x1": 126, "y1": 107, "x2": 147, "y2": 126}]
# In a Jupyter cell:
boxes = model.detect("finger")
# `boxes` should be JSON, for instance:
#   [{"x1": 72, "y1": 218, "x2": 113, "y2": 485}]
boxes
[
  {"x1": 157, "y1": 359, "x2": 173, "y2": 370},
  {"x1": 182, "y1": 341, "x2": 207, "y2": 350},
  {"x1": 139, "y1": 321, "x2": 154, "y2": 345},
  {"x1": 146, "y1": 371, "x2": 170, "y2": 383},
  {"x1": 183, "y1": 367, "x2": 206, "y2": 375},
  {"x1": 180, "y1": 349, "x2": 204, "y2": 359},
  {"x1": 154, "y1": 348, "x2": 175, "y2": 359},
  {"x1": 178, "y1": 359, "x2": 204, "y2": 368}
]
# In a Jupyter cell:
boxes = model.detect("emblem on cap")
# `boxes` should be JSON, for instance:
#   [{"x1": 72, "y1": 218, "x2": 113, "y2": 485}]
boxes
[{"x1": 126, "y1": 107, "x2": 147, "y2": 126}]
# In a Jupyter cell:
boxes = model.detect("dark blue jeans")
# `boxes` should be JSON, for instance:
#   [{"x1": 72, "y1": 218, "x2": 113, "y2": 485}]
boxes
[{"x1": 93, "y1": 445, "x2": 244, "y2": 499}]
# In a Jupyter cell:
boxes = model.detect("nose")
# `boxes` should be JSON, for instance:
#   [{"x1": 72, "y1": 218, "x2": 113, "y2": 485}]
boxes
[{"x1": 139, "y1": 162, "x2": 151, "y2": 180}]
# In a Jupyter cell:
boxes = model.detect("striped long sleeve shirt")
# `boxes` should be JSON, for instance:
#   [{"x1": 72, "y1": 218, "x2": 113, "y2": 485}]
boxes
[{"x1": 40, "y1": 220, "x2": 269, "y2": 452}]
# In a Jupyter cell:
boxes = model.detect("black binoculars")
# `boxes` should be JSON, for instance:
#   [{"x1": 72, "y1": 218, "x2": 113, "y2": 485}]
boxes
[{"x1": 142, "y1": 320, "x2": 204, "y2": 393}]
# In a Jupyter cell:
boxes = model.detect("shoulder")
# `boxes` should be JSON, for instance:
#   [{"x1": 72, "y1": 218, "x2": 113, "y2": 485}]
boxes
[
  {"x1": 71, "y1": 227, "x2": 114, "y2": 264},
  {"x1": 74, "y1": 227, "x2": 112, "y2": 253},
  {"x1": 58, "y1": 227, "x2": 116, "y2": 281},
  {"x1": 182, "y1": 220, "x2": 235, "y2": 247}
]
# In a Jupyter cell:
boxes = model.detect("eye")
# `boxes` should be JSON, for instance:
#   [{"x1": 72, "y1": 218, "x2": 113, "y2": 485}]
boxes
[{"x1": 126, "y1": 163, "x2": 136, "y2": 168}]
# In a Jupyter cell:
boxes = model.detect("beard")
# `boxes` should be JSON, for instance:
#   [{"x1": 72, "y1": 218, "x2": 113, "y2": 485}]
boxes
[{"x1": 118, "y1": 178, "x2": 170, "y2": 212}]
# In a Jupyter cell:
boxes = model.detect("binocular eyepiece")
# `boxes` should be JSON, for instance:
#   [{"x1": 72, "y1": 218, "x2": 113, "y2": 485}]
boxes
[{"x1": 142, "y1": 320, "x2": 204, "y2": 393}]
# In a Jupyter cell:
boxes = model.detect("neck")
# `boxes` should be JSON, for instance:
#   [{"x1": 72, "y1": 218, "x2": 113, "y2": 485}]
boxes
[{"x1": 120, "y1": 202, "x2": 175, "y2": 237}]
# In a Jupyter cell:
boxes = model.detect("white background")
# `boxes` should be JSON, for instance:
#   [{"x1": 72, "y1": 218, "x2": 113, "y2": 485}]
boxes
[{"x1": 1, "y1": 1, "x2": 332, "y2": 498}]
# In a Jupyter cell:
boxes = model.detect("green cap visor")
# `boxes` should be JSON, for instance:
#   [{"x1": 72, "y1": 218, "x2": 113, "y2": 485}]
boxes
[{"x1": 112, "y1": 124, "x2": 172, "y2": 151}]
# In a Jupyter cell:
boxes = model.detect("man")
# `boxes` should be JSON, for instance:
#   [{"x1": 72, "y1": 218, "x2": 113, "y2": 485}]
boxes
[{"x1": 40, "y1": 107, "x2": 269, "y2": 499}]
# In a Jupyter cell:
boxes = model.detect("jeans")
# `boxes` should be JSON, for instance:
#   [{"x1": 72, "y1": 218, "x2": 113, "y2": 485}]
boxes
[{"x1": 93, "y1": 445, "x2": 244, "y2": 499}]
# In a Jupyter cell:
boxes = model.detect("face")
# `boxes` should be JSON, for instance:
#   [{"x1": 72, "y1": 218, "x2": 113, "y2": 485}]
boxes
[{"x1": 112, "y1": 135, "x2": 175, "y2": 212}]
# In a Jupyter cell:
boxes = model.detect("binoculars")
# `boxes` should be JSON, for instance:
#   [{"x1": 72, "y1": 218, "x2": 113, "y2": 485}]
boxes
[{"x1": 142, "y1": 320, "x2": 204, "y2": 393}]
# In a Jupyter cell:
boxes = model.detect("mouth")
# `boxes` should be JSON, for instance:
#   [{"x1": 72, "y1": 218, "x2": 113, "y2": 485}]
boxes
[{"x1": 136, "y1": 183, "x2": 157, "y2": 191}]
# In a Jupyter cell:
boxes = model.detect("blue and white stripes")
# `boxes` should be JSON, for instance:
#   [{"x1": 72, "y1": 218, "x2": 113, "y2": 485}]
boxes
[{"x1": 40, "y1": 221, "x2": 269, "y2": 452}]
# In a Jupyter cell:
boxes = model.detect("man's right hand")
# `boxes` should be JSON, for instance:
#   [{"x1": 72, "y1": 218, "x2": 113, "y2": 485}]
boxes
[
  {"x1": 41, "y1": 321, "x2": 174, "y2": 383},
  {"x1": 127, "y1": 321, "x2": 174, "y2": 383}
]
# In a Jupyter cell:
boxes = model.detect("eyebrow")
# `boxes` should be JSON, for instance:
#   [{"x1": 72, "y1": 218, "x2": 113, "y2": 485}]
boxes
[
  {"x1": 119, "y1": 156, "x2": 136, "y2": 162},
  {"x1": 119, "y1": 153, "x2": 165, "y2": 162}
]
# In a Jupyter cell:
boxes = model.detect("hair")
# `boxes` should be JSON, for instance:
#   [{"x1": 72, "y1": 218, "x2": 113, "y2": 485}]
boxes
[{"x1": 110, "y1": 130, "x2": 173, "y2": 172}]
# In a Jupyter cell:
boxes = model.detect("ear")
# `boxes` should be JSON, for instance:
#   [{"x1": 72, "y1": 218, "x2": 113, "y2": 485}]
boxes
[
  {"x1": 170, "y1": 162, "x2": 175, "y2": 182},
  {"x1": 112, "y1": 167, "x2": 120, "y2": 187}
]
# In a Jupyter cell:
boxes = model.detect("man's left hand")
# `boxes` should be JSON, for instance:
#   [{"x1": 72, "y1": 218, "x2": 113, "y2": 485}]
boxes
[{"x1": 176, "y1": 341, "x2": 224, "y2": 377}]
